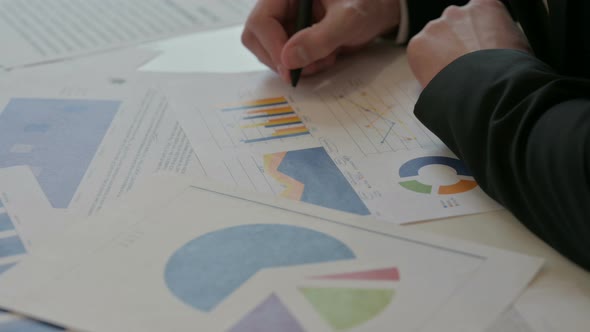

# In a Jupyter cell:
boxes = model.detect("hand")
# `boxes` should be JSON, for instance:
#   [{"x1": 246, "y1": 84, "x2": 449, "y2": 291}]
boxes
[
  {"x1": 242, "y1": 0, "x2": 401, "y2": 83},
  {"x1": 407, "y1": 0, "x2": 532, "y2": 87}
]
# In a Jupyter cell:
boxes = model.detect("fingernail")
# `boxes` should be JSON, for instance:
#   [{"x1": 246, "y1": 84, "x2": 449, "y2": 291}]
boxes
[
  {"x1": 276, "y1": 65, "x2": 289, "y2": 83},
  {"x1": 296, "y1": 46, "x2": 310, "y2": 65},
  {"x1": 286, "y1": 46, "x2": 310, "y2": 68}
]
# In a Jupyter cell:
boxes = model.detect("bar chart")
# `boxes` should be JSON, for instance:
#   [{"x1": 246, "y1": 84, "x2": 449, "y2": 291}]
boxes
[{"x1": 217, "y1": 97, "x2": 311, "y2": 146}]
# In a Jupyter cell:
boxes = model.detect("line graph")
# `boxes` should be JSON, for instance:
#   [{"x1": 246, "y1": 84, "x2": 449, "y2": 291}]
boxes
[
  {"x1": 322, "y1": 80, "x2": 442, "y2": 155},
  {"x1": 338, "y1": 94, "x2": 396, "y2": 144}
]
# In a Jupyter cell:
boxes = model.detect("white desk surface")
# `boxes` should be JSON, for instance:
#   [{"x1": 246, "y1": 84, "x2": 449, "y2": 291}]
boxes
[{"x1": 413, "y1": 210, "x2": 590, "y2": 294}]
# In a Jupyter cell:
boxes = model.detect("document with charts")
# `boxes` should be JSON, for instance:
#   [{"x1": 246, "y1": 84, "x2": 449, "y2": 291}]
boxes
[
  {"x1": 0, "y1": 73, "x2": 206, "y2": 218},
  {"x1": 0, "y1": 167, "x2": 71, "y2": 331},
  {"x1": 0, "y1": 48, "x2": 167, "y2": 332},
  {"x1": 0, "y1": 0, "x2": 255, "y2": 69},
  {"x1": 0, "y1": 178, "x2": 542, "y2": 332},
  {"x1": 166, "y1": 47, "x2": 502, "y2": 224}
]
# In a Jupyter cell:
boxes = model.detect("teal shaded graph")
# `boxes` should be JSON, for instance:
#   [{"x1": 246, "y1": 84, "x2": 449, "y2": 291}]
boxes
[
  {"x1": 0, "y1": 98, "x2": 120, "y2": 208},
  {"x1": 164, "y1": 224, "x2": 355, "y2": 312}
]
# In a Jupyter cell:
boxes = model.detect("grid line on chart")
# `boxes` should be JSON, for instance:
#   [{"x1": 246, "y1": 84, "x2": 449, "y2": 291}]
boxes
[{"x1": 322, "y1": 81, "x2": 442, "y2": 155}]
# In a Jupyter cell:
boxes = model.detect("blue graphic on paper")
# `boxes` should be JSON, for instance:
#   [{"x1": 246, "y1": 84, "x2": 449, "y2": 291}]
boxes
[
  {"x1": 0, "y1": 236, "x2": 26, "y2": 259},
  {"x1": 0, "y1": 98, "x2": 120, "y2": 208},
  {"x1": 0, "y1": 213, "x2": 14, "y2": 232},
  {"x1": 165, "y1": 224, "x2": 355, "y2": 312},
  {"x1": 277, "y1": 147, "x2": 370, "y2": 215},
  {"x1": 228, "y1": 294, "x2": 305, "y2": 332},
  {"x1": 0, "y1": 263, "x2": 16, "y2": 275},
  {"x1": 399, "y1": 156, "x2": 471, "y2": 177},
  {"x1": 0, "y1": 319, "x2": 65, "y2": 332}
]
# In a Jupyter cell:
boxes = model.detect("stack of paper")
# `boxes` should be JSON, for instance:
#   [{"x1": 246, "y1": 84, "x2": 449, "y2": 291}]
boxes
[{"x1": 0, "y1": 177, "x2": 542, "y2": 332}]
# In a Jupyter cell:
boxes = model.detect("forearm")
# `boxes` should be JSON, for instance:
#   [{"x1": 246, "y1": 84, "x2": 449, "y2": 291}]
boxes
[{"x1": 415, "y1": 49, "x2": 590, "y2": 270}]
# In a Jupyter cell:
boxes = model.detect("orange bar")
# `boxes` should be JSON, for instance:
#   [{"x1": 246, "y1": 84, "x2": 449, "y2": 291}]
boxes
[
  {"x1": 242, "y1": 97, "x2": 288, "y2": 107},
  {"x1": 272, "y1": 126, "x2": 309, "y2": 136},
  {"x1": 246, "y1": 106, "x2": 293, "y2": 115},
  {"x1": 241, "y1": 116, "x2": 302, "y2": 129},
  {"x1": 267, "y1": 116, "x2": 302, "y2": 125},
  {"x1": 221, "y1": 97, "x2": 289, "y2": 111}
]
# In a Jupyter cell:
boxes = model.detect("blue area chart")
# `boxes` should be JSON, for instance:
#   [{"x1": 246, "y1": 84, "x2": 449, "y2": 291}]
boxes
[
  {"x1": 0, "y1": 211, "x2": 26, "y2": 262},
  {"x1": 0, "y1": 98, "x2": 120, "y2": 208},
  {"x1": 164, "y1": 224, "x2": 356, "y2": 312},
  {"x1": 0, "y1": 210, "x2": 24, "y2": 276},
  {"x1": 275, "y1": 147, "x2": 370, "y2": 215}
]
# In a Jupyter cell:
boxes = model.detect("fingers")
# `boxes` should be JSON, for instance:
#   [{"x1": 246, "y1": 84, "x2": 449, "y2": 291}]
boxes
[
  {"x1": 281, "y1": 2, "x2": 369, "y2": 69},
  {"x1": 241, "y1": 0, "x2": 296, "y2": 72},
  {"x1": 301, "y1": 51, "x2": 338, "y2": 76},
  {"x1": 243, "y1": 0, "x2": 401, "y2": 83},
  {"x1": 241, "y1": 30, "x2": 274, "y2": 70}
]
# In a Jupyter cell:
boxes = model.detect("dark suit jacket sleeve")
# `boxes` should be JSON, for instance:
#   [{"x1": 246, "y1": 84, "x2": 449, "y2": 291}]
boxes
[
  {"x1": 406, "y1": 0, "x2": 469, "y2": 37},
  {"x1": 414, "y1": 49, "x2": 590, "y2": 270}
]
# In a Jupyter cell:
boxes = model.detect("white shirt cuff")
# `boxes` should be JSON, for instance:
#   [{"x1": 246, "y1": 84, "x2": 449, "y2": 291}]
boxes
[{"x1": 395, "y1": 0, "x2": 410, "y2": 44}]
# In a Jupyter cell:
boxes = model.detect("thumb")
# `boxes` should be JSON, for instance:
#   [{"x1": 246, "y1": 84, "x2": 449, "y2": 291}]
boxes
[{"x1": 281, "y1": 5, "x2": 366, "y2": 69}]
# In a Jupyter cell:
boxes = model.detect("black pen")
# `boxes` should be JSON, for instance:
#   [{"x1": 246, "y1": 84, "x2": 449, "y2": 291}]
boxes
[{"x1": 290, "y1": 0, "x2": 313, "y2": 87}]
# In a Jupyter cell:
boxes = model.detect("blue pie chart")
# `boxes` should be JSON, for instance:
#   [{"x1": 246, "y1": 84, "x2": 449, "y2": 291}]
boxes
[{"x1": 164, "y1": 224, "x2": 356, "y2": 312}]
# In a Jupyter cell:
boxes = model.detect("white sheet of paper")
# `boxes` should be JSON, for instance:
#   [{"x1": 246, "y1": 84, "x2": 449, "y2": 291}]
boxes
[
  {"x1": 164, "y1": 46, "x2": 502, "y2": 224},
  {"x1": 487, "y1": 283, "x2": 590, "y2": 332},
  {"x1": 513, "y1": 283, "x2": 590, "y2": 332},
  {"x1": 0, "y1": 74, "x2": 205, "y2": 217},
  {"x1": 0, "y1": 177, "x2": 541, "y2": 332},
  {"x1": 486, "y1": 308, "x2": 536, "y2": 332},
  {"x1": 0, "y1": 167, "x2": 70, "y2": 252},
  {"x1": 141, "y1": 24, "x2": 266, "y2": 74},
  {"x1": 0, "y1": 0, "x2": 255, "y2": 69},
  {"x1": 0, "y1": 47, "x2": 161, "y2": 82},
  {"x1": 0, "y1": 166, "x2": 71, "y2": 331}
]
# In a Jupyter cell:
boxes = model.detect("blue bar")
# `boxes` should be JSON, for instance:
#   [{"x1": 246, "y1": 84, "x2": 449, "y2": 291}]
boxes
[
  {"x1": 243, "y1": 111, "x2": 294, "y2": 120},
  {"x1": 0, "y1": 236, "x2": 26, "y2": 258},
  {"x1": 265, "y1": 121, "x2": 302, "y2": 128},
  {"x1": 0, "y1": 213, "x2": 15, "y2": 232},
  {"x1": 221, "y1": 101, "x2": 288, "y2": 112},
  {"x1": 242, "y1": 132, "x2": 310, "y2": 144}
]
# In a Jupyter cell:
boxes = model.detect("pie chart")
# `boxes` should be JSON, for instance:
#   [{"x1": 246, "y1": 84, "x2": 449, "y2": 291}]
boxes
[
  {"x1": 230, "y1": 267, "x2": 400, "y2": 331},
  {"x1": 398, "y1": 156, "x2": 478, "y2": 195},
  {"x1": 164, "y1": 224, "x2": 356, "y2": 312}
]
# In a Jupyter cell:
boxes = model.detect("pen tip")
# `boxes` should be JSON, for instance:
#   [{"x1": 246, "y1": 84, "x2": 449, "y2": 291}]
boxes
[{"x1": 290, "y1": 69, "x2": 301, "y2": 88}]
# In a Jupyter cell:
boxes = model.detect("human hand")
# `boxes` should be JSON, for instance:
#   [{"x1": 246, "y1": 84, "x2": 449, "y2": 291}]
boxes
[
  {"x1": 242, "y1": 0, "x2": 401, "y2": 83},
  {"x1": 407, "y1": 0, "x2": 532, "y2": 87}
]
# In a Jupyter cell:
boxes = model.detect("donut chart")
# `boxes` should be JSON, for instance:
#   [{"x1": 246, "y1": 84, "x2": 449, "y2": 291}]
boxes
[{"x1": 398, "y1": 157, "x2": 477, "y2": 195}]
